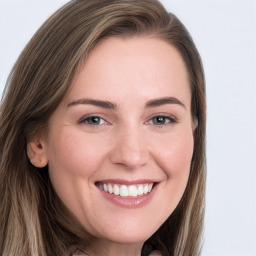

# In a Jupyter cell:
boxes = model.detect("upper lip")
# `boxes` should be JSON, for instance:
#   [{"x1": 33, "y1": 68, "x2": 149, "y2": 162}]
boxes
[{"x1": 95, "y1": 179, "x2": 159, "y2": 185}]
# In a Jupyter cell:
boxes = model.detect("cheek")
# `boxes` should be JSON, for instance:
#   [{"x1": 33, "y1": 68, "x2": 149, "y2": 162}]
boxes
[
  {"x1": 162, "y1": 131, "x2": 194, "y2": 208},
  {"x1": 46, "y1": 129, "x2": 109, "y2": 215},
  {"x1": 145, "y1": 129, "x2": 194, "y2": 223},
  {"x1": 153, "y1": 131, "x2": 194, "y2": 177},
  {"x1": 152, "y1": 129, "x2": 193, "y2": 207},
  {"x1": 48, "y1": 130, "x2": 107, "y2": 178}
]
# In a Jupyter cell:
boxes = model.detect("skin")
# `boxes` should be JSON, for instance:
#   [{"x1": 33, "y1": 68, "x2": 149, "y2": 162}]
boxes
[{"x1": 28, "y1": 37, "x2": 194, "y2": 256}]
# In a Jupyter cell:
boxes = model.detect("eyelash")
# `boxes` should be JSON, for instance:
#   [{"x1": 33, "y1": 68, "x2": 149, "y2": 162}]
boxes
[
  {"x1": 78, "y1": 114, "x2": 177, "y2": 127},
  {"x1": 78, "y1": 115, "x2": 109, "y2": 126},
  {"x1": 146, "y1": 115, "x2": 177, "y2": 126}
]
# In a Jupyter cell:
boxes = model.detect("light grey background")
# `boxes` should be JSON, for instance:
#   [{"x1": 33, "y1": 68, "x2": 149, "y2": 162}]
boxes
[{"x1": 0, "y1": 0, "x2": 255, "y2": 255}]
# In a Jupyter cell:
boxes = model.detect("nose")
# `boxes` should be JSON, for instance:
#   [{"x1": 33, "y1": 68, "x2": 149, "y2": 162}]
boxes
[{"x1": 109, "y1": 127, "x2": 149, "y2": 170}]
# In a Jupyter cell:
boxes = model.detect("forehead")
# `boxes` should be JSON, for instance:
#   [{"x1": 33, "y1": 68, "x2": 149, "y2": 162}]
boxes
[{"x1": 66, "y1": 36, "x2": 190, "y2": 107}]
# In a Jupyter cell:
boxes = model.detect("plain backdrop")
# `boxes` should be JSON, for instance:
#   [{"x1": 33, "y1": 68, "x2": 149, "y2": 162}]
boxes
[{"x1": 0, "y1": 0, "x2": 255, "y2": 255}]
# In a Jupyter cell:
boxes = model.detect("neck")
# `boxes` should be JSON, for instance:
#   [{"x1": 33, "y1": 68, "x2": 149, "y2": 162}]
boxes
[{"x1": 86, "y1": 239, "x2": 144, "y2": 256}]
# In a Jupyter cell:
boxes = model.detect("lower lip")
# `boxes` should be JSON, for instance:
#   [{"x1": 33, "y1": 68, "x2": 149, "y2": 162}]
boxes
[{"x1": 97, "y1": 184, "x2": 158, "y2": 209}]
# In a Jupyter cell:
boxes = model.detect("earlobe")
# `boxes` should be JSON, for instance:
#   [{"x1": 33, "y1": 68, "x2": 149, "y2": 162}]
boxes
[{"x1": 27, "y1": 139, "x2": 48, "y2": 168}]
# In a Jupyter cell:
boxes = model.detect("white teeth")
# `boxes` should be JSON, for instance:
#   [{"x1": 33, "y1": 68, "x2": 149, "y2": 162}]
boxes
[
  {"x1": 99, "y1": 183, "x2": 154, "y2": 197},
  {"x1": 120, "y1": 185, "x2": 129, "y2": 197},
  {"x1": 143, "y1": 184, "x2": 149, "y2": 194},
  {"x1": 137, "y1": 185, "x2": 144, "y2": 196},
  {"x1": 108, "y1": 184, "x2": 113, "y2": 194},
  {"x1": 113, "y1": 184, "x2": 119, "y2": 195},
  {"x1": 128, "y1": 185, "x2": 138, "y2": 197},
  {"x1": 148, "y1": 183, "x2": 153, "y2": 192}
]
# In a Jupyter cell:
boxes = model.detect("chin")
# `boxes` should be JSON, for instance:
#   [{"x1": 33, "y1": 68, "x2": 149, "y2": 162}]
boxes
[
  {"x1": 102, "y1": 231, "x2": 151, "y2": 245},
  {"x1": 92, "y1": 219, "x2": 159, "y2": 245}
]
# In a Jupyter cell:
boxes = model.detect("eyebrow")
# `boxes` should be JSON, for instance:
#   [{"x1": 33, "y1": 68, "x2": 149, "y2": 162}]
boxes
[
  {"x1": 67, "y1": 98, "x2": 117, "y2": 109},
  {"x1": 67, "y1": 96, "x2": 186, "y2": 110},
  {"x1": 145, "y1": 97, "x2": 186, "y2": 109}
]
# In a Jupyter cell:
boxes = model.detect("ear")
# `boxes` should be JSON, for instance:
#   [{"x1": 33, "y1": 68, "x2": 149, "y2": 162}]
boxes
[{"x1": 27, "y1": 138, "x2": 48, "y2": 168}]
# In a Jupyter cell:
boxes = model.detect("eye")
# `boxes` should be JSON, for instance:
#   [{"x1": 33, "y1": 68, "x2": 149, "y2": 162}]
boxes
[
  {"x1": 149, "y1": 115, "x2": 176, "y2": 126},
  {"x1": 79, "y1": 116, "x2": 106, "y2": 126}
]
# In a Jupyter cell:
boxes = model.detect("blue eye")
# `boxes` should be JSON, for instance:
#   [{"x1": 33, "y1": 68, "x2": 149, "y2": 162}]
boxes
[
  {"x1": 79, "y1": 116, "x2": 105, "y2": 125},
  {"x1": 150, "y1": 115, "x2": 176, "y2": 125}
]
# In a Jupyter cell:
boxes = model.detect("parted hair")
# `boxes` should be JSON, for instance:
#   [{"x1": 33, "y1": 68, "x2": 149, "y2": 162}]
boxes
[{"x1": 0, "y1": 0, "x2": 206, "y2": 255}]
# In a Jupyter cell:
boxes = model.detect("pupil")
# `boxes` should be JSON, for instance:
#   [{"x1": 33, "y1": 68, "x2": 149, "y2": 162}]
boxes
[
  {"x1": 89, "y1": 117, "x2": 100, "y2": 124},
  {"x1": 154, "y1": 116, "x2": 165, "y2": 125}
]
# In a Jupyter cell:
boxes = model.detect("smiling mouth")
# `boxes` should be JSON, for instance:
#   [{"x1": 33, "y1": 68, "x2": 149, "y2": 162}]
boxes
[{"x1": 96, "y1": 182, "x2": 155, "y2": 197}]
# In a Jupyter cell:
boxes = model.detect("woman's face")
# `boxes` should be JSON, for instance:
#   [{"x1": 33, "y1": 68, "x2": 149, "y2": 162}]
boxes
[{"x1": 33, "y1": 37, "x2": 194, "y2": 245}]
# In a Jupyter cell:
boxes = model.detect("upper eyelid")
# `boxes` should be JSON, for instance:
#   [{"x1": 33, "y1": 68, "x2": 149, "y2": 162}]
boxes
[
  {"x1": 78, "y1": 114, "x2": 108, "y2": 124},
  {"x1": 146, "y1": 113, "x2": 177, "y2": 122},
  {"x1": 146, "y1": 117, "x2": 176, "y2": 126}
]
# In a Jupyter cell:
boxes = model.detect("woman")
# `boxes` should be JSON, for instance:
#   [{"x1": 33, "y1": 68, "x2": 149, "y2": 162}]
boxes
[{"x1": 0, "y1": 0, "x2": 206, "y2": 255}]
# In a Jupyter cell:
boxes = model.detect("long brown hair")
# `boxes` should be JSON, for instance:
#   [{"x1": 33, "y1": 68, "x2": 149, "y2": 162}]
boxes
[{"x1": 0, "y1": 0, "x2": 206, "y2": 255}]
